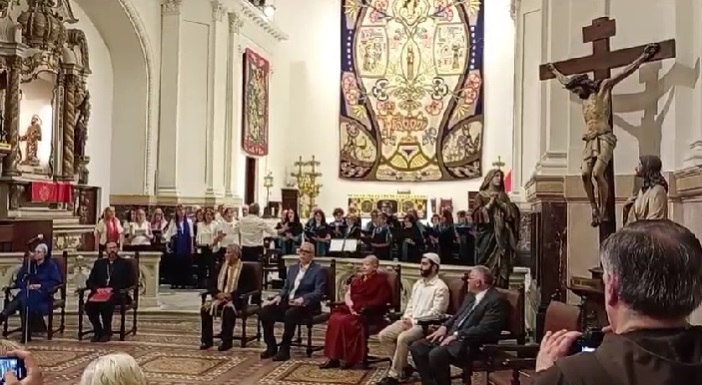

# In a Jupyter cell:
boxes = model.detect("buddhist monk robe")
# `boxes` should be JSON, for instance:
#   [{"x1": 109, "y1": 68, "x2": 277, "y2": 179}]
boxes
[{"x1": 320, "y1": 256, "x2": 392, "y2": 369}]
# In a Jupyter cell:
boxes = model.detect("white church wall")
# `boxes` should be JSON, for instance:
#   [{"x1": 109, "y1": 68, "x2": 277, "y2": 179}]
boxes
[
  {"x1": 68, "y1": 2, "x2": 115, "y2": 209},
  {"x1": 275, "y1": 0, "x2": 516, "y2": 213},
  {"x1": 73, "y1": 0, "x2": 158, "y2": 206}
]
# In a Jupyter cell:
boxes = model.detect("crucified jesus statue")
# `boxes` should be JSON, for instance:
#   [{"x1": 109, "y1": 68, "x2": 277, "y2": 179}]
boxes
[{"x1": 545, "y1": 43, "x2": 659, "y2": 227}]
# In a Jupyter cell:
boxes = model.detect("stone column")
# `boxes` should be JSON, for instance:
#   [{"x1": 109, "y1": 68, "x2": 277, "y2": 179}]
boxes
[
  {"x1": 205, "y1": 0, "x2": 228, "y2": 197},
  {"x1": 2, "y1": 56, "x2": 21, "y2": 176},
  {"x1": 156, "y1": 0, "x2": 183, "y2": 196},
  {"x1": 225, "y1": 12, "x2": 243, "y2": 197},
  {"x1": 62, "y1": 71, "x2": 77, "y2": 180}
]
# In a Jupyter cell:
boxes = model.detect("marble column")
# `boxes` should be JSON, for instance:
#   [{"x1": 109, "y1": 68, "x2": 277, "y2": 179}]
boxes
[
  {"x1": 156, "y1": 0, "x2": 184, "y2": 196},
  {"x1": 225, "y1": 12, "x2": 244, "y2": 197},
  {"x1": 205, "y1": 0, "x2": 228, "y2": 197}
]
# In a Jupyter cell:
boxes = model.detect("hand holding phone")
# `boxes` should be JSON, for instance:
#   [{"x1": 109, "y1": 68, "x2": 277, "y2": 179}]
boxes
[{"x1": 0, "y1": 350, "x2": 39, "y2": 385}]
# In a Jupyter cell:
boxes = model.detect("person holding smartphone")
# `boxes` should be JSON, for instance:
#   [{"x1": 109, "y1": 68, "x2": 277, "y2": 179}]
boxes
[{"x1": 3, "y1": 350, "x2": 42, "y2": 385}]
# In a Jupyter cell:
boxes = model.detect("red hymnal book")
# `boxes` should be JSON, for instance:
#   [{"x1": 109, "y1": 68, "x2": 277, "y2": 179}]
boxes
[{"x1": 89, "y1": 288, "x2": 113, "y2": 303}]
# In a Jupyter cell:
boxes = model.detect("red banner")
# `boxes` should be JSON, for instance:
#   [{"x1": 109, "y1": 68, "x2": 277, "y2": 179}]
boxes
[{"x1": 30, "y1": 182, "x2": 73, "y2": 203}]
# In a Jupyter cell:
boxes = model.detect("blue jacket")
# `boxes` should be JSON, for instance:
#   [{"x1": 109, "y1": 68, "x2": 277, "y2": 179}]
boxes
[
  {"x1": 278, "y1": 261, "x2": 326, "y2": 306},
  {"x1": 15, "y1": 258, "x2": 62, "y2": 315}
]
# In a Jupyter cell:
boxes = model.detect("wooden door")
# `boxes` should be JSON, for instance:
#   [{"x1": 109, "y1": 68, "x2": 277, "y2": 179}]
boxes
[{"x1": 244, "y1": 157, "x2": 257, "y2": 204}]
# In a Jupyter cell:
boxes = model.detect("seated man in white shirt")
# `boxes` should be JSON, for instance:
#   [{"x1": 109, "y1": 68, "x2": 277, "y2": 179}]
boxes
[
  {"x1": 233, "y1": 203, "x2": 277, "y2": 262},
  {"x1": 376, "y1": 253, "x2": 449, "y2": 385},
  {"x1": 410, "y1": 265, "x2": 508, "y2": 385}
]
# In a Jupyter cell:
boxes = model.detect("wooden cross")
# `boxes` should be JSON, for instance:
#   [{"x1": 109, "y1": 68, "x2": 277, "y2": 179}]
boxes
[{"x1": 539, "y1": 17, "x2": 676, "y2": 243}]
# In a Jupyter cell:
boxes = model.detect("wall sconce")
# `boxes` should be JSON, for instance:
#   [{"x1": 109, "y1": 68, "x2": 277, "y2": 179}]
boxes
[{"x1": 263, "y1": 171, "x2": 274, "y2": 204}]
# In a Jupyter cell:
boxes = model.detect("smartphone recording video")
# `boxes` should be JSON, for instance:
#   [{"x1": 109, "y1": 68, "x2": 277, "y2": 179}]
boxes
[{"x1": 0, "y1": 357, "x2": 25, "y2": 384}]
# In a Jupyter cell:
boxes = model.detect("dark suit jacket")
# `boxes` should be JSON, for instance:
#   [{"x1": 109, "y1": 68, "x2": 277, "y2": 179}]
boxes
[
  {"x1": 443, "y1": 286, "x2": 508, "y2": 344},
  {"x1": 86, "y1": 256, "x2": 134, "y2": 298},
  {"x1": 278, "y1": 261, "x2": 326, "y2": 307},
  {"x1": 208, "y1": 262, "x2": 257, "y2": 308}
]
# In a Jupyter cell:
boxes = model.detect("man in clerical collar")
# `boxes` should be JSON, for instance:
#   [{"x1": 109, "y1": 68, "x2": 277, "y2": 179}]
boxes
[
  {"x1": 85, "y1": 242, "x2": 134, "y2": 342},
  {"x1": 259, "y1": 242, "x2": 327, "y2": 362}
]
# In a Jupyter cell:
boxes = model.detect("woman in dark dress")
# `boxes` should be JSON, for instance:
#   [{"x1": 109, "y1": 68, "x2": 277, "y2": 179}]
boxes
[
  {"x1": 399, "y1": 213, "x2": 424, "y2": 263},
  {"x1": 279, "y1": 209, "x2": 304, "y2": 255},
  {"x1": 370, "y1": 212, "x2": 392, "y2": 260},
  {"x1": 435, "y1": 209, "x2": 456, "y2": 265},
  {"x1": 165, "y1": 205, "x2": 195, "y2": 289},
  {"x1": 306, "y1": 209, "x2": 331, "y2": 256}
]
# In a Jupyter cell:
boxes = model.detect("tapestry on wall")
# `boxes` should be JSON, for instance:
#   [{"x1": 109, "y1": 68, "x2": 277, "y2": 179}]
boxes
[
  {"x1": 242, "y1": 48, "x2": 270, "y2": 156},
  {"x1": 338, "y1": 0, "x2": 485, "y2": 182},
  {"x1": 348, "y1": 194, "x2": 428, "y2": 219}
]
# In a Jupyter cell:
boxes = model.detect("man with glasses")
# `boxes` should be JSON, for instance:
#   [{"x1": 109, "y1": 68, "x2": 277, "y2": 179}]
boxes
[
  {"x1": 259, "y1": 242, "x2": 326, "y2": 362},
  {"x1": 375, "y1": 253, "x2": 449, "y2": 385}
]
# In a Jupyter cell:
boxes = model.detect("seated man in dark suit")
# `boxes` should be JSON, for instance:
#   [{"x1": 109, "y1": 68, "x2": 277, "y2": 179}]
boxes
[
  {"x1": 410, "y1": 265, "x2": 508, "y2": 385},
  {"x1": 84, "y1": 242, "x2": 135, "y2": 342},
  {"x1": 200, "y1": 244, "x2": 257, "y2": 351},
  {"x1": 259, "y1": 241, "x2": 327, "y2": 362}
]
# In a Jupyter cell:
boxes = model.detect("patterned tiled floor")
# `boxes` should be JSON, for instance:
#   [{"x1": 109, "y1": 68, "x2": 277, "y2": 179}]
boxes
[{"x1": 9, "y1": 314, "x2": 483, "y2": 385}]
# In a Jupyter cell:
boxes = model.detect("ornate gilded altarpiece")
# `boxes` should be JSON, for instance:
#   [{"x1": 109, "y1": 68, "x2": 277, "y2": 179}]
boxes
[
  {"x1": 241, "y1": 48, "x2": 269, "y2": 156},
  {"x1": 338, "y1": 0, "x2": 485, "y2": 182},
  {"x1": 0, "y1": 0, "x2": 99, "y2": 250},
  {"x1": 347, "y1": 193, "x2": 428, "y2": 219}
]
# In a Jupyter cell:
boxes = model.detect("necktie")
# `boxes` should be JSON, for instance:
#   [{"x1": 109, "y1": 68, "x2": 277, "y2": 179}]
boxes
[{"x1": 453, "y1": 300, "x2": 477, "y2": 331}]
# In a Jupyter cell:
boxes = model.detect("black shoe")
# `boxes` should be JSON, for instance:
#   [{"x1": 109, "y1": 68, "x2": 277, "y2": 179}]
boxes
[
  {"x1": 90, "y1": 334, "x2": 101, "y2": 343},
  {"x1": 260, "y1": 349, "x2": 277, "y2": 359},
  {"x1": 402, "y1": 365, "x2": 415, "y2": 378},
  {"x1": 376, "y1": 377, "x2": 399, "y2": 385},
  {"x1": 99, "y1": 334, "x2": 111, "y2": 342},
  {"x1": 200, "y1": 342, "x2": 213, "y2": 350},
  {"x1": 319, "y1": 359, "x2": 340, "y2": 369},
  {"x1": 218, "y1": 342, "x2": 233, "y2": 351},
  {"x1": 341, "y1": 361, "x2": 355, "y2": 370},
  {"x1": 272, "y1": 348, "x2": 290, "y2": 362}
]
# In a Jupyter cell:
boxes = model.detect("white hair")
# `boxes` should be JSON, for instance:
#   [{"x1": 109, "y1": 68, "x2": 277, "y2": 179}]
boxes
[
  {"x1": 34, "y1": 243, "x2": 48, "y2": 255},
  {"x1": 79, "y1": 353, "x2": 147, "y2": 385}
]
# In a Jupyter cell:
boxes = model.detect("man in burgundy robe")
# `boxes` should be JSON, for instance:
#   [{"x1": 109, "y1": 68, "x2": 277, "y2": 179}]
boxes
[{"x1": 320, "y1": 255, "x2": 392, "y2": 369}]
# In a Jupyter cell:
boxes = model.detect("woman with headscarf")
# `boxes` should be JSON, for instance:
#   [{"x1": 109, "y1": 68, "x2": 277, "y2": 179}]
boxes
[
  {"x1": 0, "y1": 243, "x2": 61, "y2": 341},
  {"x1": 471, "y1": 168, "x2": 520, "y2": 288},
  {"x1": 623, "y1": 155, "x2": 668, "y2": 225}
]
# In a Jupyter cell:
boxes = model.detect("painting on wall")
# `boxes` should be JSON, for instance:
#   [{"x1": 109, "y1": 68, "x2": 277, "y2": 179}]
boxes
[
  {"x1": 348, "y1": 193, "x2": 428, "y2": 219},
  {"x1": 242, "y1": 48, "x2": 270, "y2": 156},
  {"x1": 338, "y1": 0, "x2": 485, "y2": 182}
]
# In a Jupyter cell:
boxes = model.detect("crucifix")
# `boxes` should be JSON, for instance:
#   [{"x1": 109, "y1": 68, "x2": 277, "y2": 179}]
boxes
[{"x1": 539, "y1": 17, "x2": 676, "y2": 243}]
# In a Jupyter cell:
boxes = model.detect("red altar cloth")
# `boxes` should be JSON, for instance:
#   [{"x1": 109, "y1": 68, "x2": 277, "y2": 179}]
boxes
[{"x1": 30, "y1": 181, "x2": 73, "y2": 203}]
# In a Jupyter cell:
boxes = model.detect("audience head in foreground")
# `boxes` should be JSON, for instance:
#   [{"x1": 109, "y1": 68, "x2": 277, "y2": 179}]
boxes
[
  {"x1": 535, "y1": 219, "x2": 702, "y2": 385},
  {"x1": 80, "y1": 353, "x2": 147, "y2": 385}
]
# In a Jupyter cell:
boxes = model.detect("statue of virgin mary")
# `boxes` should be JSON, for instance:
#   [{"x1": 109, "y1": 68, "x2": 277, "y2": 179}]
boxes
[{"x1": 471, "y1": 167, "x2": 521, "y2": 288}]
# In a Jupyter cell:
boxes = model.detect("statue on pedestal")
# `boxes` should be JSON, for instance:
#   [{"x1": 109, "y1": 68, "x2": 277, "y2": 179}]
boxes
[
  {"x1": 74, "y1": 89, "x2": 90, "y2": 160},
  {"x1": 20, "y1": 114, "x2": 41, "y2": 166},
  {"x1": 471, "y1": 162, "x2": 520, "y2": 288},
  {"x1": 623, "y1": 155, "x2": 668, "y2": 225}
]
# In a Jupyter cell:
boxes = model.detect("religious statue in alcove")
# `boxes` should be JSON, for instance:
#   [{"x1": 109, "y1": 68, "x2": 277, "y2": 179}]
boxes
[
  {"x1": 471, "y1": 159, "x2": 520, "y2": 289},
  {"x1": 19, "y1": 115, "x2": 42, "y2": 166},
  {"x1": 74, "y1": 89, "x2": 91, "y2": 160},
  {"x1": 544, "y1": 43, "x2": 659, "y2": 227}
]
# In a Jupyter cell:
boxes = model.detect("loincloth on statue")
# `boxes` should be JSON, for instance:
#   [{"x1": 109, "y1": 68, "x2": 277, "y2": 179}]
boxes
[{"x1": 582, "y1": 131, "x2": 617, "y2": 165}]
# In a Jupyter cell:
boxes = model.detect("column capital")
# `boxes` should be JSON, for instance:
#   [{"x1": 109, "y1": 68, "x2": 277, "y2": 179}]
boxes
[
  {"x1": 228, "y1": 12, "x2": 244, "y2": 34},
  {"x1": 510, "y1": 0, "x2": 521, "y2": 20},
  {"x1": 211, "y1": 0, "x2": 226, "y2": 22},
  {"x1": 161, "y1": 0, "x2": 183, "y2": 16}
]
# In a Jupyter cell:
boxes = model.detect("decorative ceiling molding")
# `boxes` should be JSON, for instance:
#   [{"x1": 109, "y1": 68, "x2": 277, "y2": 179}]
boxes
[
  {"x1": 510, "y1": 0, "x2": 521, "y2": 20},
  {"x1": 161, "y1": 0, "x2": 183, "y2": 16},
  {"x1": 235, "y1": 0, "x2": 287, "y2": 41}
]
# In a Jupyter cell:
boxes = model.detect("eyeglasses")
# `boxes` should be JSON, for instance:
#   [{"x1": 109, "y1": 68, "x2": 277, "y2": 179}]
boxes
[{"x1": 299, "y1": 250, "x2": 313, "y2": 255}]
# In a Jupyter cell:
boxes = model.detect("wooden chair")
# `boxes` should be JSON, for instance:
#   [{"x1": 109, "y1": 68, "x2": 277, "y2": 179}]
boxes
[
  {"x1": 200, "y1": 261, "x2": 263, "y2": 347},
  {"x1": 261, "y1": 248, "x2": 280, "y2": 289},
  {"x1": 77, "y1": 253, "x2": 140, "y2": 341},
  {"x1": 485, "y1": 301, "x2": 581, "y2": 385},
  {"x1": 2, "y1": 251, "x2": 68, "y2": 340},
  {"x1": 290, "y1": 260, "x2": 336, "y2": 357}
]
